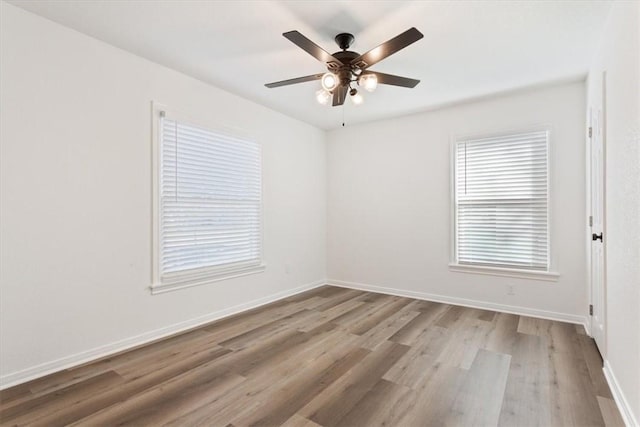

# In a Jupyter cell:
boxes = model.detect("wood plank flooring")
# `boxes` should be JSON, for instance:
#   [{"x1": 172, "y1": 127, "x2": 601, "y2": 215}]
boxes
[{"x1": 0, "y1": 286, "x2": 625, "y2": 427}]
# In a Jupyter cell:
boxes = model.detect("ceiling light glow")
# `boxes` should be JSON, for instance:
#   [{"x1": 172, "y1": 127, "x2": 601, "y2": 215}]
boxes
[
  {"x1": 316, "y1": 89, "x2": 331, "y2": 105},
  {"x1": 350, "y1": 91, "x2": 364, "y2": 105},
  {"x1": 321, "y1": 73, "x2": 338, "y2": 91},
  {"x1": 359, "y1": 74, "x2": 378, "y2": 92}
]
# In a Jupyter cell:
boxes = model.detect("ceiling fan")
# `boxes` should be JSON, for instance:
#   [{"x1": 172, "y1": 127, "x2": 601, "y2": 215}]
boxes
[{"x1": 265, "y1": 28, "x2": 424, "y2": 106}]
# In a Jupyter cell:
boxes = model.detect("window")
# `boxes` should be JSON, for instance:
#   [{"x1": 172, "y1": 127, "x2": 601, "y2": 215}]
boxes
[
  {"x1": 152, "y1": 108, "x2": 264, "y2": 293},
  {"x1": 452, "y1": 129, "x2": 551, "y2": 274}
]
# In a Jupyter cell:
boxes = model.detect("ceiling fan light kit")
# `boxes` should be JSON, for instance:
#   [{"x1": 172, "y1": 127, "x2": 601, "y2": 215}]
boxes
[{"x1": 265, "y1": 28, "x2": 424, "y2": 107}]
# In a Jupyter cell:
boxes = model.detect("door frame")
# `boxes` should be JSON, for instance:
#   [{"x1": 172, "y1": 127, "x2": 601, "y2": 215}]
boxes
[{"x1": 586, "y1": 71, "x2": 607, "y2": 356}]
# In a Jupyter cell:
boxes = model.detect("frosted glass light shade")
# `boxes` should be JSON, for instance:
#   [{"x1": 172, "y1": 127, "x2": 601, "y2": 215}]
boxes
[
  {"x1": 359, "y1": 74, "x2": 378, "y2": 92},
  {"x1": 321, "y1": 73, "x2": 338, "y2": 91},
  {"x1": 316, "y1": 89, "x2": 331, "y2": 105}
]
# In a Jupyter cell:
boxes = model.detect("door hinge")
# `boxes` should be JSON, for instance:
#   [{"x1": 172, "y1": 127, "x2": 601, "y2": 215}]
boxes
[
  {"x1": 589, "y1": 215, "x2": 593, "y2": 227},
  {"x1": 588, "y1": 127, "x2": 593, "y2": 138},
  {"x1": 589, "y1": 304, "x2": 593, "y2": 316}
]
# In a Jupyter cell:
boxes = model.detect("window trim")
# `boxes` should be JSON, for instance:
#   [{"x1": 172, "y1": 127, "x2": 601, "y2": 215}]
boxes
[
  {"x1": 448, "y1": 124, "x2": 559, "y2": 281},
  {"x1": 150, "y1": 102, "x2": 265, "y2": 294}
]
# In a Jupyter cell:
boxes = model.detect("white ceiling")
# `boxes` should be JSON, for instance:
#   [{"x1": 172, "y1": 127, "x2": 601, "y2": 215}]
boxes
[{"x1": 8, "y1": 0, "x2": 612, "y2": 130}]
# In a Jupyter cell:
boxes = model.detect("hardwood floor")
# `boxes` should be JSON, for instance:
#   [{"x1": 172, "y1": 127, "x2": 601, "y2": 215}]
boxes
[{"x1": 0, "y1": 286, "x2": 624, "y2": 427}]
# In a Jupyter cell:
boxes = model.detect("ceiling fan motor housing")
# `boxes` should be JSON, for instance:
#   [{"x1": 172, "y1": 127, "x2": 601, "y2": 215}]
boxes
[{"x1": 329, "y1": 50, "x2": 360, "y2": 87}]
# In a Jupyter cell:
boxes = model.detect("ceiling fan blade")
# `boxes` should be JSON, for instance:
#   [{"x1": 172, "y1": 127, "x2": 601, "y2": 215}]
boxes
[
  {"x1": 368, "y1": 71, "x2": 420, "y2": 88},
  {"x1": 283, "y1": 31, "x2": 342, "y2": 68},
  {"x1": 351, "y1": 27, "x2": 424, "y2": 69},
  {"x1": 265, "y1": 73, "x2": 324, "y2": 88},
  {"x1": 332, "y1": 85, "x2": 347, "y2": 106}
]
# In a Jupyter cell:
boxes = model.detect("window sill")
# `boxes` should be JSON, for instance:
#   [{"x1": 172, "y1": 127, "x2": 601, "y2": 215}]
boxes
[
  {"x1": 151, "y1": 263, "x2": 266, "y2": 295},
  {"x1": 448, "y1": 263, "x2": 559, "y2": 282}
]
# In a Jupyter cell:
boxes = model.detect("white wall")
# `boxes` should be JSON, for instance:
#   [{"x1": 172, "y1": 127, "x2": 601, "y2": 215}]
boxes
[
  {"x1": 0, "y1": 3, "x2": 326, "y2": 386},
  {"x1": 327, "y1": 82, "x2": 587, "y2": 321},
  {"x1": 587, "y1": 2, "x2": 640, "y2": 425}
]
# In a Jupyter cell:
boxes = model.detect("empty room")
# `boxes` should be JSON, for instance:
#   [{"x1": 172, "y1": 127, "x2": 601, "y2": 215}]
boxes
[{"x1": 0, "y1": 1, "x2": 638, "y2": 426}]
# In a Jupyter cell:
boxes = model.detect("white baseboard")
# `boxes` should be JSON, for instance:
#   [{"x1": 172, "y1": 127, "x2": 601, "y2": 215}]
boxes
[
  {"x1": 583, "y1": 318, "x2": 592, "y2": 336},
  {"x1": 604, "y1": 360, "x2": 639, "y2": 427},
  {"x1": 0, "y1": 279, "x2": 327, "y2": 390},
  {"x1": 328, "y1": 279, "x2": 587, "y2": 327}
]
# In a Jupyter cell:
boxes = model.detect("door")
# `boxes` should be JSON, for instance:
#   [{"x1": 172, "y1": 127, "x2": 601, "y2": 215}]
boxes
[{"x1": 589, "y1": 96, "x2": 606, "y2": 354}]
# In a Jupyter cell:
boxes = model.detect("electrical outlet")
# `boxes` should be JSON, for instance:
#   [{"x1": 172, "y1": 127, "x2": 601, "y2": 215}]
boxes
[{"x1": 507, "y1": 285, "x2": 515, "y2": 295}]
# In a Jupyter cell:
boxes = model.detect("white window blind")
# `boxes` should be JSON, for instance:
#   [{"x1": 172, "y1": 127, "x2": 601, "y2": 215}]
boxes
[
  {"x1": 454, "y1": 130, "x2": 549, "y2": 271},
  {"x1": 158, "y1": 114, "x2": 262, "y2": 287}
]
